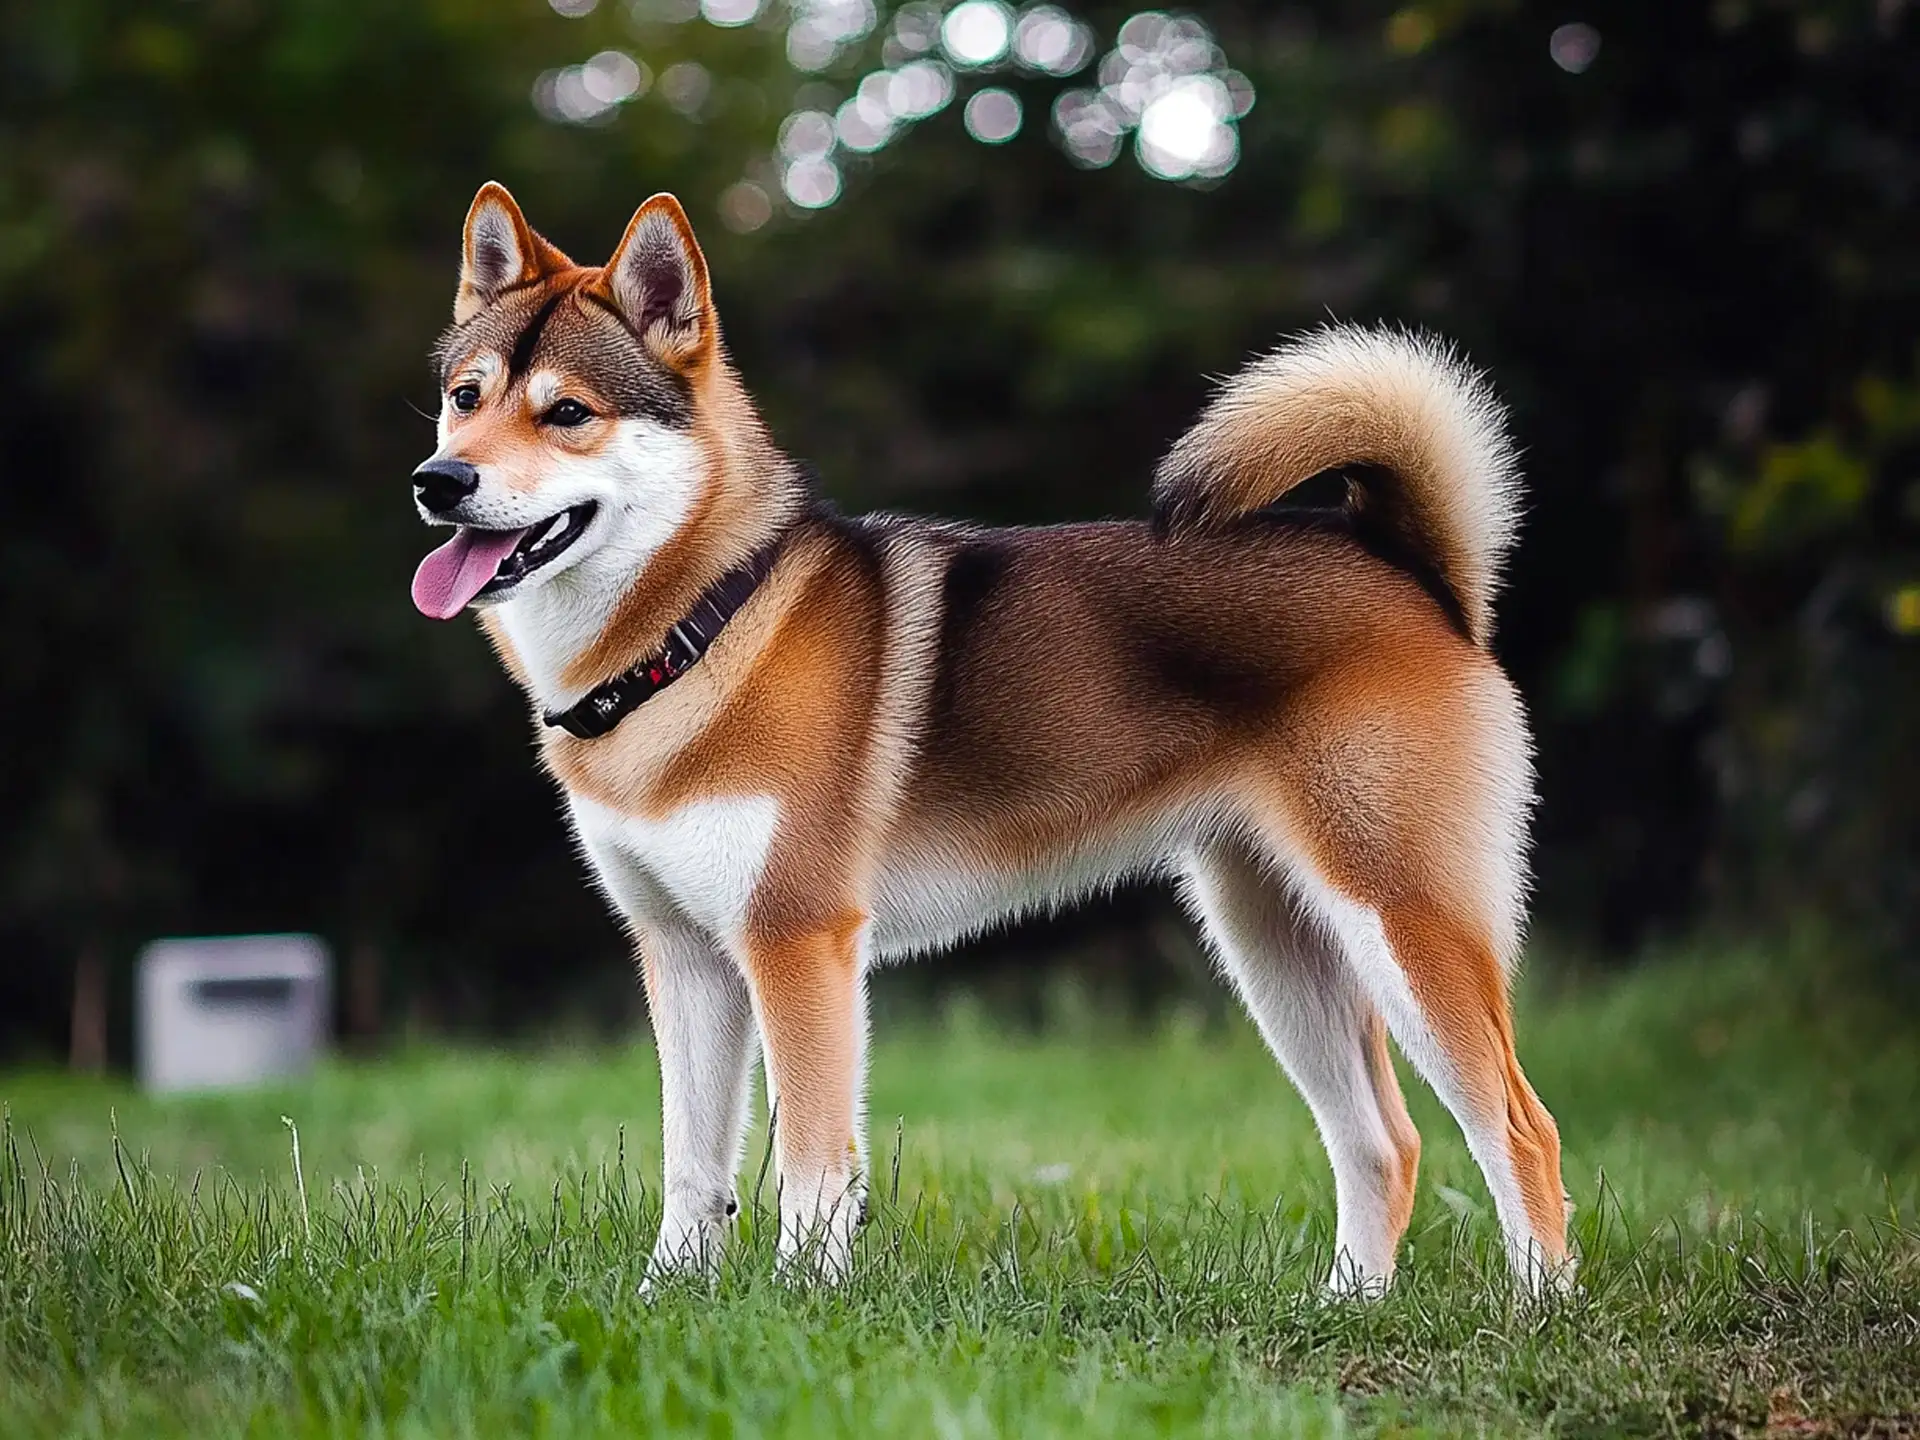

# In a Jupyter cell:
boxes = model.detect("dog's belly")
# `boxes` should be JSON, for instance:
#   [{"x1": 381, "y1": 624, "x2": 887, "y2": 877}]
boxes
[{"x1": 866, "y1": 806, "x2": 1221, "y2": 961}]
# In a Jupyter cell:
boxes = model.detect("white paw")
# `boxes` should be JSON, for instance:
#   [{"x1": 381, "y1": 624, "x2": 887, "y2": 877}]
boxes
[
  {"x1": 639, "y1": 1199, "x2": 736, "y2": 1297},
  {"x1": 1510, "y1": 1237, "x2": 1579, "y2": 1300},
  {"x1": 773, "y1": 1174, "x2": 864, "y2": 1285},
  {"x1": 1325, "y1": 1247, "x2": 1394, "y2": 1300}
]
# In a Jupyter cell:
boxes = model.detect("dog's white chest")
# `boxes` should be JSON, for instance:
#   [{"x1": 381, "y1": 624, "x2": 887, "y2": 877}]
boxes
[{"x1": 567, "y1": 792, "x2": 780, "y2": 940}]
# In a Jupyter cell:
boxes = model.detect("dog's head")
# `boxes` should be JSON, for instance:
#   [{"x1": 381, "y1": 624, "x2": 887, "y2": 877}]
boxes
[{"x1": 411, "y1": 183, "x2": 721, "y2": 620}]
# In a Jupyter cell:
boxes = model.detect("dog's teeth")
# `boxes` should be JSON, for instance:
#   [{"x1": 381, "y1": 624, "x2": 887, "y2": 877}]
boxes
[{"x1": 544, "y1": 514, "x2": 569, "y2": 543}]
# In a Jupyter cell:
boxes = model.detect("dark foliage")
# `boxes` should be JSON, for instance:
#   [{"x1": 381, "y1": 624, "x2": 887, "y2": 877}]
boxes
[{"x1": 0, "y1": 0, "x2": 1914, "y2": 1056}]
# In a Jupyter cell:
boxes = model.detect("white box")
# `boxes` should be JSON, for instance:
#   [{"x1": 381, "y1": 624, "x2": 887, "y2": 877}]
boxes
[{"x1": 136, "y1": 935, "x2": 331, "y2": 1093}]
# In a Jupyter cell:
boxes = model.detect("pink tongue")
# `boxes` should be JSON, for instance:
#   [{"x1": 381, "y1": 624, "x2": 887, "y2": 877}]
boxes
[{"x1": 411, "y1": 527, "x2": 529, "y2": 620}]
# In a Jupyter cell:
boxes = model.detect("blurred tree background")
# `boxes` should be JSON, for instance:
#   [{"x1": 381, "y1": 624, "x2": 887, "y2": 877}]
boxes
[{"x1": 0, "y1": 0, "x2": 1914, "y2": 1060}]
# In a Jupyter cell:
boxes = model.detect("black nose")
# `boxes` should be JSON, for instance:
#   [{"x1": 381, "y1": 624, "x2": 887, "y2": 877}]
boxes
[{"x1": 413, "y1": 458, "x2": 480, "y2": 515}]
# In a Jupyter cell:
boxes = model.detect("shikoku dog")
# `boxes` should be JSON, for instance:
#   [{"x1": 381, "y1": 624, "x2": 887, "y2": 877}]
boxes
[{"x1": 410, "y1": 182, "x2": 1571, "y2": 1294}]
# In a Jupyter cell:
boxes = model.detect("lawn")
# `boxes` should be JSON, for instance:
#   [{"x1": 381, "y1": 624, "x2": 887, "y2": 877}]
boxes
[{"x1": 3, "y1": 948, "x2": 1918, "y2": 1437}]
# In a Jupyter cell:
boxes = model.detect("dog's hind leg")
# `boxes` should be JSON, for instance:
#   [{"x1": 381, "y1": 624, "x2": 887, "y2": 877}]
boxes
[
  {"x1": 1284, "y1": 872, "x2": 1572, "y2": 1293},
  {"x1": 1257, "y1": 660, "x2": 1572, "y2": 1292},
  {"x1": 1183, "y1": 840, "x2": 1422, "y2": 1295},
  {"x1": 638, "y1": 920, "x2": 759, "y2": 1283}
]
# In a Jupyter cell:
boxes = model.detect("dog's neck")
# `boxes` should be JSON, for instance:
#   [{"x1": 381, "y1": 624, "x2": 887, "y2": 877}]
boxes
[{"x1": 487, "y1": 386, "x2": 805, "y2": 715}]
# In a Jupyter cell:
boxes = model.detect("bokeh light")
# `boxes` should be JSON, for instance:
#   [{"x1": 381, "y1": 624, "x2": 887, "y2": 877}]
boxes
[
  {"x1": 783, "y1": 156, "x2": 843, "y2": 208},
  {"x1": 1053, "y1": 88, "x2": 1124, "y2": 167},
  {"x1": 836, "y1": 92, "x2": 895, "y2": 152},
  {"x1": 1014, "y1": 5, "x2": 1093, "y2": 76},
  {"x1": 787, "y1": 0, "x2": 880, "y2": 73},
  {"x1": 700, "y1": 0, "x2": 762, "y2": 26},
  {"x1": 964, "y1": 88, "x2": 1023, "y2": 143},
  {"x1": 887, "y1": 60, "x2": 955, "y2": 119},
  {"x1": 548, "y1": 0, "x2": 597, "y2": 16},
  {"x1": 718, "y1": 180, "x2": 773, "y2": 232},
  {"x1": 1051, "y1": 10, "x2": 1252, "y2": 181},
  {"x1": 1222, "y1": 68, "x2": 1255, "y2": 118},
  {"x1": 760, "y1": 57, "x2": 960, "y2": 204},
  {"x1": 581, "y1": 51, "x2": 646, "y2": 105},
  {"x1": 886, "y1": 1, "x2": 943, "y2": 64},
  {"x1": 533, "y1": 51, "x2": 650, "y2": 125},
  {"x1": 942, "y1": 2, "x2": 1015, "y2": 68},
  {"x1": 778, "y1": 109, "x2": 838, "y2": 162},
  {"x1": 657, "y1": 60, "x2": 712, "y2": 116},
  {"x1": 1550, "y1": 22, "x2": 1602, "y2": 74},
  {"x1": 636, "y1": 2, "x2": 1259, "y2": 219},
  {"x1": 1136, "y1": 77, "x2": 1236, "y2": 180}
]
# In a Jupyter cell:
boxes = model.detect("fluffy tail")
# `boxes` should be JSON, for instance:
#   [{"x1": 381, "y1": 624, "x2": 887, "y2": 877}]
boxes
[{"x1": 1153, "y1": 324, "x2": 1522, "y2": 647}]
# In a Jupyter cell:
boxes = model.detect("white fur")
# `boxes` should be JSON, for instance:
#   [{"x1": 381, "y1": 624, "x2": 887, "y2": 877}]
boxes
[
  {"x1": 446, "y1": 353, "x2": 501, "y2": 393},
  {"x1": 869, "y1": 799, "x2": 1234, "y2": 961},
  {"x1": 1466, "y1": 673, "x2": 1537, "y2": 973},
  {"x1": 526, "y1": 369, "x2": 562, "y2": 410},
  {"x1": 636, "y1": 920, "x2": 759, "y2": 1282},
  {"x1": 569, "y1": 792, "x2": 781, "y2": 945},
  {"x1": 422, "y1": 384, "x2": 812, "y2": 1283},
  {"x1": 773, "y1": 1153, "x2": 865, "y2": 1282}
]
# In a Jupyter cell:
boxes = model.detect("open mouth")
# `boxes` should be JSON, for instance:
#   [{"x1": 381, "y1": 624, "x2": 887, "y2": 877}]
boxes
[
  {"x1": 411, "y1": 503, "x2": 598, "y2": 620},
  {"x1": 477, "y1": 503, "x2": 598, "y2": 596}
]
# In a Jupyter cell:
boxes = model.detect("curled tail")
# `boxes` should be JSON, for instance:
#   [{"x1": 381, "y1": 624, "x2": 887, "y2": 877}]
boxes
[{"x1": 1153, "y1": 324, "x2": 1522, "y2": 648}]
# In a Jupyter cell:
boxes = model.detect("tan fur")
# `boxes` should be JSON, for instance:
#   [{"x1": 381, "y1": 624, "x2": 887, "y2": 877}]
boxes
[
  {"x1": 1382, "y1": 907, "x2": 1566, "y2": 1251},
  {"x1": 1154, "y1": 326, "x2": 1522, "y2": 647},
  {"x1": 421, "y1": 184, "x2": 1570, "y2": 1290},
  {"x1": 1364, "y1": 1009, "x2": 1424, "y2": 1243}
]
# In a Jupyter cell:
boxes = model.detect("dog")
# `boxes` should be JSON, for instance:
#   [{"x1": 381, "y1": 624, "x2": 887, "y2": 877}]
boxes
[{"x1": 410, "y1": 182, "x2": 1571, "y2": 1294}]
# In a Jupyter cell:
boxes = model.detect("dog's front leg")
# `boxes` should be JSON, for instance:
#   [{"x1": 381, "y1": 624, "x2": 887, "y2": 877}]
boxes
[
  {"x1": 745, "y1": 916, "x2": 868, "y2": 1282},
  {"x1": 638, "y1": 920, "x2": 758, "y2": 1285}
]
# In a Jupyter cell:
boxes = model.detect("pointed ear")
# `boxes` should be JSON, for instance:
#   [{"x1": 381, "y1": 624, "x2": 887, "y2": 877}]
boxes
[
  {"x1": 599, "y1": 193, "x2": 715, "y2": 368},
  {"x1": 455, "y1": 182, "x2": 571, "y2": 323}
]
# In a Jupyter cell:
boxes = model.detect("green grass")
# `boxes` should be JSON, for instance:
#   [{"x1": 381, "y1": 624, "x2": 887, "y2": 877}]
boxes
[{"x1": 4, "y1": 949, "x2": 1919, "y2": 1437}]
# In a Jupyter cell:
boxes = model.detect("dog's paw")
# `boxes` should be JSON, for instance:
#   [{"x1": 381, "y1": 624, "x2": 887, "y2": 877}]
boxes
[
  {"x1": 639, "y1": 1202, "x2": 736, "y2": 1298},
  {"x1": 1510, "y1": 1236, "x2": 1580, "y2": 1303},
  {"x1": 773, "y1": 1177, "x2": 863, "y2": 1286},
  {"x1": 1324, "y1": 1249, "x2": 1394, "y2": 1301}
]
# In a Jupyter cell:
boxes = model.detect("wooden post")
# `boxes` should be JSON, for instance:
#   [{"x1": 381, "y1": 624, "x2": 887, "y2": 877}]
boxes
[
  {"x1": 346, "y1": 939, "x2": 383, "y2": 1049},
  {"x1": 70, "y1": 943, "x2": 107, "y2": 1072}
]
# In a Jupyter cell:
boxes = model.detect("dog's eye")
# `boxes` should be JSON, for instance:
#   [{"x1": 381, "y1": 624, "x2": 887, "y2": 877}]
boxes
[
  {"x1": 543, "y1": 398, "x2": 594, "y2": 429},
  {"x1": 449, "y1": 384, "x2": 481, "y2": 414}
]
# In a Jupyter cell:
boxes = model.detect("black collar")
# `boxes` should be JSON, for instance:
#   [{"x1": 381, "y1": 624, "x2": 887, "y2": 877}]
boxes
[{"x1": 542, "y1": 534, "x2": 788, "y2": 740}]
